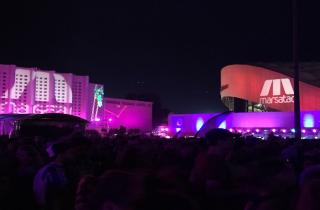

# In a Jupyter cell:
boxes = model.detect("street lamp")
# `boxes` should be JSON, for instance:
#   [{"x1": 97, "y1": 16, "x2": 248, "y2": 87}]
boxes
[{"x1": 293, "y1": 0, "x2": 301, "y2": 140}]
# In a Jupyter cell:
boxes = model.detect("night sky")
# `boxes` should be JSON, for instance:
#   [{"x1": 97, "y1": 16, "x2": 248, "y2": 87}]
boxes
[{"x1": 0, "y1": 0, "x2": 319, "y2": 113}]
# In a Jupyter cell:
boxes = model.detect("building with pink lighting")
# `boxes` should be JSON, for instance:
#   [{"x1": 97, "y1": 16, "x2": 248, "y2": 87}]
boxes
[
  {"x1": 0, "y1": 64, "x2": 103, "y2": 121},
  {"x1": 97, "y1": 97, "x2": 153, "y2": 133}
]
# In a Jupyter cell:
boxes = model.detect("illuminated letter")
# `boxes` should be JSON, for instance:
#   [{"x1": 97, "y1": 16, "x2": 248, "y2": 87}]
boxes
[
  {"x1": 260, "y1": 80, "x2": 273, "y2": 96},
  {"x1": 281, "y1": 78, "x2": 294, "y2": 95}
]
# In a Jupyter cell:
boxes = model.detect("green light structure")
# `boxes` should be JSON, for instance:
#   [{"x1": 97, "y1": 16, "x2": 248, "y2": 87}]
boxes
[
  {"x1": 95, "y1": 87, "x2": 104, "y2": 108},
  {"x1": 91, "y1": 85, "x2": 104, "y2": 121}
]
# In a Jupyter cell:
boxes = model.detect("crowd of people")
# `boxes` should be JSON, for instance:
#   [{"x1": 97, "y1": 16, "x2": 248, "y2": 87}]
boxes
[{"x1": 1, "y1": 129, "x2": 320, "y2": 210}]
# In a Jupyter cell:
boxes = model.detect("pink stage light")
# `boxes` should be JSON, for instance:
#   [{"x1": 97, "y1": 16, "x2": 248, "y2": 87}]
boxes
[
  {"x1": 272, "y1": 129, "x2": 276, "y2": 133},
  {"x1": 94, "y1": 118, "x2": 101, "y2": 122},
  {"x1": 302, "y1": 129, "x2": 306, "y2": 134},
  {"x1": 237, "y1": 129, "x2": 242, "y2": 133},
  {"x1": 255, "y1": 129, "x2": 260, "y2": 133},
  {"x1": 229, "y1": 128, "x2": 234, "y2": 132},
  {"x1": 282, "y1": 129, "x2": 287, "y2": 133},
  {"x1": 159, "y1": 126, "x2": 169, "y2": 132},
  {"x1": 246, "y1": 129, "x2": 251, "y2": 133},
  {"x1": 313, "y1": 129, "x2": 317, "y2": 133},
  {"x1": 108, "y1": 118, "x2": 113, "y2": 122}
]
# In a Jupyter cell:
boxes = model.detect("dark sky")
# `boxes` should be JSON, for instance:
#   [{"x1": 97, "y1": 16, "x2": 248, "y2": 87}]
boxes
[{"x1": 0, "y1": 0, "x2": 319, "y2": 113}]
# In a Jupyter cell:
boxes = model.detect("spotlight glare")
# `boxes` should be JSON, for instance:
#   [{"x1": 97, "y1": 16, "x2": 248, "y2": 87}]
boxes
[{"x1": 196, "y1": 118, "x2": 204, "y2": 131}]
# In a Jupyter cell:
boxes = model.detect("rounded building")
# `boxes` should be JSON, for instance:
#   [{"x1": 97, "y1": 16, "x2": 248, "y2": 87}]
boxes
[
  {"x1": 221, "y1": 64, "x2": 320, "y2": 112},
  {"x1": 168, "y1": 63, "x2": 320, "y2": 137}
]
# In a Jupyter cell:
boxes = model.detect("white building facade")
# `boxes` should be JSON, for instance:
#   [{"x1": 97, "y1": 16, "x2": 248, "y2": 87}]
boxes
[{"x1": 0, "y1": 64, "x2": 103, "y2": 121}]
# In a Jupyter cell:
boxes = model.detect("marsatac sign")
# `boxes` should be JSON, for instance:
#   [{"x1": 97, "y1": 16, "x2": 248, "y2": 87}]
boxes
[{"x1": 259, "y1": 78, "x2": 294, "y2": 104}]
